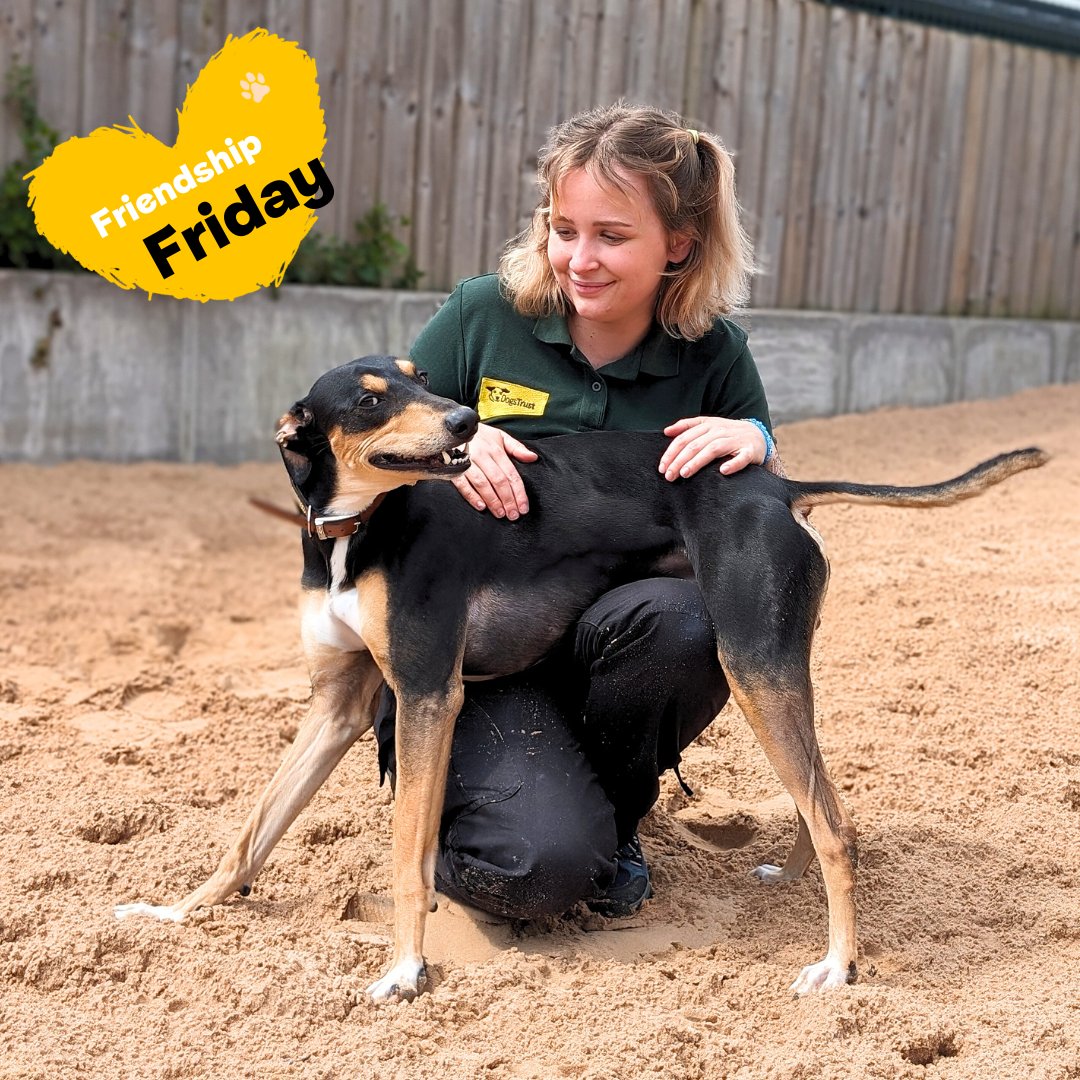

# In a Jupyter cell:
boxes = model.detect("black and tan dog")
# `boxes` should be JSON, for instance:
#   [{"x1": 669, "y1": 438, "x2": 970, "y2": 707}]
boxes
[{"x1": 116, "y1": 355, "x2": 1046, "y2": 1000}]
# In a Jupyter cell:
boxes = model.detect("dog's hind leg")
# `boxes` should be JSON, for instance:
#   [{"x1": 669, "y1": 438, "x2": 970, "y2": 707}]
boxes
[
  {"x1": 115, "y1": 648, "x2": 383, "y2": 923},
  {"x1": 698, "y1": 505, "x2": 856, "y2": 994},
  {"x1": 725, "y1": 673, "x2": 857, "y2": 993},
  {"x1": 751, "y1": 810, "x2": 817, "y2": 883}
]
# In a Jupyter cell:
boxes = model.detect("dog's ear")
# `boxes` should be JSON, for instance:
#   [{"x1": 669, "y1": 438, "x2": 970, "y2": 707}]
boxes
[{"x1": 275, "y1": 402, "x2": 316, "y2": 486}]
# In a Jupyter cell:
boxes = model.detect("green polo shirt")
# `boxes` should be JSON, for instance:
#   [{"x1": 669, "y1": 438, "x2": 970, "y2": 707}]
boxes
[{"x1": 409, "y1": 274, "x2": 772, "y2": 439}]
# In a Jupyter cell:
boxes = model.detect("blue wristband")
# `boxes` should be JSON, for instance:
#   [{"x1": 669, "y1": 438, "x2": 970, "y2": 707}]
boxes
[{"x1": 743, "y1": 418, "x2": 775, "y2": 463}]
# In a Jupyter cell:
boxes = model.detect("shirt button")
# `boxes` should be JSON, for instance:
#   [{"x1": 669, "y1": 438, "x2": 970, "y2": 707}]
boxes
[{"x1": 591, "y1": 381, "x2": 602, "y2": 392}]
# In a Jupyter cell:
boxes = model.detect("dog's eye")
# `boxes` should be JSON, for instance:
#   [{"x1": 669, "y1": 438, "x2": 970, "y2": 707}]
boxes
[
  {"x1": 416, "y1": 371, "x2": 429, "y2": 386},
  {"x1": 359, "y1": 394, "x2": 380, "y2": 408}
]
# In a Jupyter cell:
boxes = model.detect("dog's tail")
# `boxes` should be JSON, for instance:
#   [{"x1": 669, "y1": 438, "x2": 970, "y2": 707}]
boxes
[{"x1": 785, "y1": 447, "x2": 1048, "y2": 511}]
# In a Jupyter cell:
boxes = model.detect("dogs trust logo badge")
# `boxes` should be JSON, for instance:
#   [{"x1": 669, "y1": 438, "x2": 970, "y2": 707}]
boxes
[
  {"x1": 477, "y1": 377, "x2": 550, "y2": 421},
  {"x1": 26, "y1": 30, "x2": 328, "y2": 301}
]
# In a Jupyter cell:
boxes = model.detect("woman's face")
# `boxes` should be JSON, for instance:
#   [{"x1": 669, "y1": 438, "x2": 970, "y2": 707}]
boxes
[{"x1": 547, "y1": 167, "x2": 690, "y2": 332}]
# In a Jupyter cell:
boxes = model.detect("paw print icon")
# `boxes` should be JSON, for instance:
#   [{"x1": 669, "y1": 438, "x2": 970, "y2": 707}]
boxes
[{"x1": 240, "y1": 72, "x2": 270, "y2": 103}]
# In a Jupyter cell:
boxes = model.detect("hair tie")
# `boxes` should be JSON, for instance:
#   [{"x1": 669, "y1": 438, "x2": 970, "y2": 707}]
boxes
[{"x1": 687, "y1": 129, "x2": 700, "y2": 145}]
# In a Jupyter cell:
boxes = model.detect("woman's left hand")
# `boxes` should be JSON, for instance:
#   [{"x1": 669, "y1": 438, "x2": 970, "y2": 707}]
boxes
[{"x1": 659, "y1": 416, "x2": 768, "y2": 480}]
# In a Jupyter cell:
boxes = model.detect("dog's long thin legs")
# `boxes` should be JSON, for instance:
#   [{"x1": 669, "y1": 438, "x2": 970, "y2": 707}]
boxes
[
  {"x1": 115, "y1": 650, "x2": 383, "y2": 923},
  {"x1": 367, "y1": 683, "x2": 462, "y2": 1002},
  {"x1": 727, "y1": 677, "x2": 857, "y2": 994}
]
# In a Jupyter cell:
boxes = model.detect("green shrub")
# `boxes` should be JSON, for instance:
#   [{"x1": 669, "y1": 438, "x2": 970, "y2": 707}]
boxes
[
  {"x1": 0, "y1": 65, "x2": 81, "y2": 271},
  {"x1": 283, "y1": 204, "x2": 423, "y2": 289}
]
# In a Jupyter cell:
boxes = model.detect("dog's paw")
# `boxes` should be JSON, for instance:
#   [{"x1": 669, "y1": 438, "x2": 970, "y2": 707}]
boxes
[
  {"x1": 367, "y1": 958, "x2": 427, "y2": 1003},
  {"x1": 790, "y1": 955, "x2": 855, "y2": 994},
  {"x1": 750, "y1": 862, "x2": 789, "y2": 884},
  {"x1": 113, "y1": 901, "x2": 187, "y2": 923}
]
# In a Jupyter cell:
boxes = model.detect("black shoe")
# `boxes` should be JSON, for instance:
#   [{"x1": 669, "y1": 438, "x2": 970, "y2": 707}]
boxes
[{"x1": 586, "y1": 834, "x2": 653, "y2": 917}]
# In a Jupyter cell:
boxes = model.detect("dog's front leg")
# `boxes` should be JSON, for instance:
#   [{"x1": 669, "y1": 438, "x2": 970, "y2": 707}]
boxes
[
  {"x1": 366, "y1": 681, "x2": 463, "y2": 1002},
  {"x1": 115, "y1": 647, "x2": 383, "y2": 923}
]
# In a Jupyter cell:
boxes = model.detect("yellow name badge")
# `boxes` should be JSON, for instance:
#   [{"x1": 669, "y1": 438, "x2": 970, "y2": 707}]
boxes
[{"x1": 477, "y1": 377, "x2": 550, "y2": 421}]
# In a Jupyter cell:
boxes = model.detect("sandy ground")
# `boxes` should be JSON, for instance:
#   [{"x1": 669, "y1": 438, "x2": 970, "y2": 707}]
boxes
[{"x1": 0, "y1": 383, "x2": 1077, "y2": 1079}]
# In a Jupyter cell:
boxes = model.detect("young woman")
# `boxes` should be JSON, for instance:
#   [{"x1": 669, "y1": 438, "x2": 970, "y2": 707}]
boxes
[{"x1": 375, "y1": 102, "x2": 782, "y2": 920}]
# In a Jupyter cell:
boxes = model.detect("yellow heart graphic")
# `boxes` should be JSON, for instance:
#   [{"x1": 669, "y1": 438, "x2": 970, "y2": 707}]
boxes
[{"x1": 27, "y1": 29, "x2": 328, "y2": 301}]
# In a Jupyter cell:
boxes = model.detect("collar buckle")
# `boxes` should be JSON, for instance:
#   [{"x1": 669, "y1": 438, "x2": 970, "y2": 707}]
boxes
[
  {"x1": 309, "y1": 508, "x2": 362, "y2": 541},
  {"x1": 318, "y1": 516, "x2": 361, "y2": 541}
]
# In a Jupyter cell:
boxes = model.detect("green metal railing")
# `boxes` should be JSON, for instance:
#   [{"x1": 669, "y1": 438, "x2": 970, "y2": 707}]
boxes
[{"x1": 820, "y1": 0, "x2": 1080, "y2": 55}]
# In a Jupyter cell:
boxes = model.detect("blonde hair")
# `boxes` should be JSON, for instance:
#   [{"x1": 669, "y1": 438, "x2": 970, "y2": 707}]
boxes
[{"x1": 499, "y1": 102, "x2": 754, "y2": 340}]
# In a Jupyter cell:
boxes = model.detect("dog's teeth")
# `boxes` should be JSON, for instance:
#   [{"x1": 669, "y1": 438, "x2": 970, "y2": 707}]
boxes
[{"x1": 441, "y1": 451, "x2": 452, "y2": 465}]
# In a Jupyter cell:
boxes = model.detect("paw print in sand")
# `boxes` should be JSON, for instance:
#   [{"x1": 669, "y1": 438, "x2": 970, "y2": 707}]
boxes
[{"x1": 240, "y1": 72, "x2": 270, "y2": 103}]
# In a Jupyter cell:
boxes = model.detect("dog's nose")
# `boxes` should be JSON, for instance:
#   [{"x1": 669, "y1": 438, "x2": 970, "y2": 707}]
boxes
[{"x1": 445, "y1": 407, "x2": 479, "y2": 441}]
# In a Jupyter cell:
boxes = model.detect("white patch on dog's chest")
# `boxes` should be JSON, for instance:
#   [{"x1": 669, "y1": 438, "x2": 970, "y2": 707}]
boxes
[
  {"x1": 302, "y1": 592, "x2": 366, "y2": 652},
  {"x1": 329, "y1": 536, "x2": 350, "y2": 591},
  {"x1": 301, "y1": 553, "x2": 368, "y2": 652}
]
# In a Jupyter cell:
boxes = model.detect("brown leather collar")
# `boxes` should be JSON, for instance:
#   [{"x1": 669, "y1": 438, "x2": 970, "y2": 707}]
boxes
[{"x1": 250, "y1": 492, "x2": 386, "y2": 540}]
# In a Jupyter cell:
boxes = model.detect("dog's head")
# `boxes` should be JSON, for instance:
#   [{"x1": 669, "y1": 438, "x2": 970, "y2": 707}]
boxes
[{"x1": 276, "y1": 356, "x2": 479, "y2": 507}]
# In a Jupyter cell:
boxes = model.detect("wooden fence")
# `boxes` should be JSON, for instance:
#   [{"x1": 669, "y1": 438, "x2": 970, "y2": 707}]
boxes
[{"x1": 1, "y1": 0, "x2": 1078, "y2": 317}]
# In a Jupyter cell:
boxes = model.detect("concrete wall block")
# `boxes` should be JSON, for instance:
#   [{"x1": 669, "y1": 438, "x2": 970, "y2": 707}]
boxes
[
  {"x1": 1049, "y1": 323, "x2": 1071, "y2": 383},
  {"x1": 0, "y1": 272, "x2": 185, "y2": 461},
  {"x1": 0, "y1": 272, "x2": 63, "y2": 458},
  {"x1": 961, "y1": 323, "x2": 1055, "y2": 401},
  {"x1": 1063, "y1": 324, "x2": 1080, "y2": 383},
  {"x1": 397, "y1": 294, "x2": 446, "y2": 354},
  {"x1": 740, "y1": 314, "x2": 845, "y2": 424},
  {"x1": 2, "y1": 272, "x2": 1076, "y2": 462},
  {"x1": 848, "y1": 319, "x2": 956, "y2": 413},
  {"x1": 183, "y1": 287, "x2": 395, "y2": 462},
  {"x1": 67, "y1": 281, "x2": 187, "y2": 460}
]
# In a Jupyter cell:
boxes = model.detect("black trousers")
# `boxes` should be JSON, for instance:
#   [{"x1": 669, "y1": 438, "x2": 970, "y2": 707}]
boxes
[{"x1": 373, "y1": 578, "x2": 730, "y2": 920}]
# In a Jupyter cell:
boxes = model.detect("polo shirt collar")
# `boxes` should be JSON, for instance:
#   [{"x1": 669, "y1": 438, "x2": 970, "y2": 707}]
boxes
[
  {"x1": 532, "y1": 314, "x2": 681, "y2": 380},
  {"x1": 533, "y1": 312, "x2": 573, "y2": 348}
]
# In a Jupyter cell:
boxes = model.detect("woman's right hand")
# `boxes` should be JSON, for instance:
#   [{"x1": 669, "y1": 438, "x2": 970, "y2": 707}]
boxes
[{"x1": 452, "y1": 423, "x2": 538, "y2": 519}]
